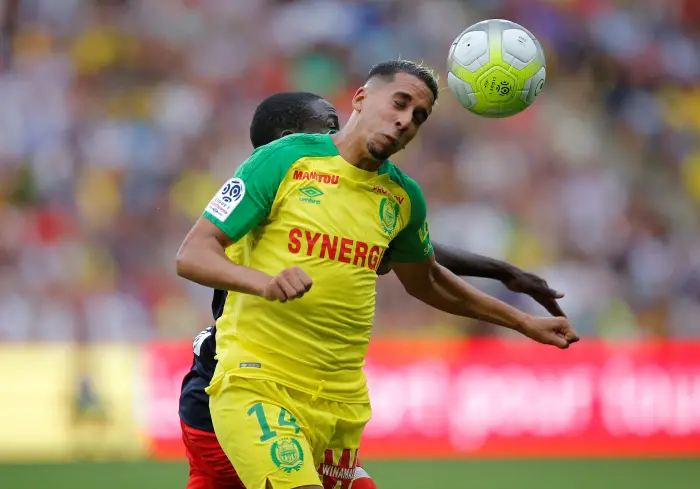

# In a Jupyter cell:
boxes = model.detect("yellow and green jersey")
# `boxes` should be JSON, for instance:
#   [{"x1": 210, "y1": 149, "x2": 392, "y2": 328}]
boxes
[{"x1": 203, "y1": 133, "x2": 433, "y2": 403}]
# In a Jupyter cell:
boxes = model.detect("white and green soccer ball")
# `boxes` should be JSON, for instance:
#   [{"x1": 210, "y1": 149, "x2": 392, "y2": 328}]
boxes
[{"x1": 447, "y1": 19, "x2": 546, "y2": 118}]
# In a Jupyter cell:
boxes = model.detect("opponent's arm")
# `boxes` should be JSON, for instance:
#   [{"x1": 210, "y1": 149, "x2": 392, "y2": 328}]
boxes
[
  {"x1": 392, "y1": 257, "x2": 577, "y2": 348},
  {"x1": 389, "y1": 182, "x2": 578, "y2": 348},
  {"x1": 432, "y1": 244, "x2": 566, "y2": 317},
  {"x1": 176, "y1": 144, "x2": 311, "y2": 302},
  {"x1": 378, "y1": 244, "x2": 565, "y2": 317}
]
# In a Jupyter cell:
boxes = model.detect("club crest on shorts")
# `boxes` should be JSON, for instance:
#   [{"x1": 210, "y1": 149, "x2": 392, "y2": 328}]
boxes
[
  {"x1": 379, "y1": 197, "x2": 399, "y2": 235},
  {"x1": 270, "y1": 437, "x2": 304, "y2": 473}
]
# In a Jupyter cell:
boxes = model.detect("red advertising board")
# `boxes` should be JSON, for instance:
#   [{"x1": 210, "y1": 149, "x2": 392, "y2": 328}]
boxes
[
  {"x1": 362, "y1": 339, "x2": 700, "y2": 458},
  {"x1": 145, "y1": 339, "x2": 700, "y2": 459},
  {"x1": 144, "y1": 341, "x2": 193, "y2": 459}
]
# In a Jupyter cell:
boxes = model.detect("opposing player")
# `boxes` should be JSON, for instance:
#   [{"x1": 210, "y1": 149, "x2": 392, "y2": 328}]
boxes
[
  {"x1": 179, "y1": 91, "x2": 566, "y2": 489},
  {"x1": 176, "y1": 60, "x2": 578, "y2": 489}
]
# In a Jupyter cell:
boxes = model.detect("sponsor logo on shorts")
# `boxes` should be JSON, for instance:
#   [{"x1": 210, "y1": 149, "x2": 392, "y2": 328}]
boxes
[
  {"x1": 320, "y1": 448, "x2": 359, "y2": 488},
  {"x1": 270, "y1": 437, "x2": 304, "y2": 473},
  {"x1": 239, "y1": 362, "x2": 261, "y2": 368},
  {"x1": 319, "y1": 463, "x2": 355, "y2": 483}
]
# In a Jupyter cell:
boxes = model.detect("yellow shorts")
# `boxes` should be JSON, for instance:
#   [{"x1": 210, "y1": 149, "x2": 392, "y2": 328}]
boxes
[{"x1": 209, "y1": 375, "x2": 371, "y2": 489}]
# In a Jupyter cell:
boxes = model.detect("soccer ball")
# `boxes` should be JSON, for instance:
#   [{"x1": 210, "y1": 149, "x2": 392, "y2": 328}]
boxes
[{"x1": 447, "y1": 19, "x2": 546, "y2": 118}]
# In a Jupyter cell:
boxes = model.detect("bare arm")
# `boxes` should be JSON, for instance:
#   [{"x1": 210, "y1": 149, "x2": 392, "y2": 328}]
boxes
[
  {"x1": 176, "y1": 218, "x2": 270, "y2": 296},
  {"x1": 432, "y1": 243, "x2": 566, "y2": 317},
  {"x1": 176, "y1": 140, "x2": 313, "y2": 302},
  {"x1": 393, "y1": 255, "x2": 528, "y2": 329},
  {"x1": 378, "y1": 244, "x2": 505, "y2": 277},
  {"x1": 392, "y1": 256, "x2": 578, "y2": 348},
  {"x1": 432, "y1": 243, "x2": 514, "y2": 280},
  {"x1": 384, "y1": 176, "x2": 573, "y2": 345},
  {"x1": 378, "y1": 242, "x2": 566, "y2": 317},
  {"x1": 176, "y1": 217, "x2": 311, "y2": 302}
]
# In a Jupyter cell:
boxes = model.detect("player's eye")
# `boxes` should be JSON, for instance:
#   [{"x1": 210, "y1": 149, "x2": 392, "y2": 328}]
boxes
[
  {"x1": 413, "y1": 109, "x2": 428, "y2": 125},
  {"x1": 394, "y1": 100, "x2": 406, "y2": 109}
]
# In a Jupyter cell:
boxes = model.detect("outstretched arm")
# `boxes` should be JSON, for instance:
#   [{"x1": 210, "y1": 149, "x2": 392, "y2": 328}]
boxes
[
  {"x1": 378, "y1": 243, "x2": 566, "y2": 317},
  {"x1": 392, "y1": 256, "x2": 579, "y2": 348},
  {"x1": 431, "y1": 243, "x2": 566, "y2": 317},
  {"x1": 432, "y1": 244, "x2": 513, "y2": 280},
  {"x1": 384, "y1": 181, "x2": 574, "y2": 344},
  {"x1": 382, "y1": 177, "x2": 572, "y2": 341}
]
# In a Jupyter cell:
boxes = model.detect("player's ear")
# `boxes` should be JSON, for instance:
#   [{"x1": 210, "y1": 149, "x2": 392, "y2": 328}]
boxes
[{"x1": 352, "y1": 86, "x2": 367, "y2": 112}]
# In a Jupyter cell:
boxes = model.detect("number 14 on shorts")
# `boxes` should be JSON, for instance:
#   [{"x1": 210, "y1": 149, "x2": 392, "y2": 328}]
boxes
[{"x1": 248, "y1": 402, "x2": 301, "y2": 441}]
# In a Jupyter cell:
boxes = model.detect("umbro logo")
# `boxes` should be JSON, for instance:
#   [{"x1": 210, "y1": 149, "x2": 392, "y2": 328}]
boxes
[{"x1": 298, "y1": 186, "x2": 324, "y2": 204}]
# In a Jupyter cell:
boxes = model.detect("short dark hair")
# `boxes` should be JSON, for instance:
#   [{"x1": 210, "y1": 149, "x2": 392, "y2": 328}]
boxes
[
  {"x1": 249, "y1": 92, "x2": 324, "y2": 148},
  {"x1": 365, "y1": 60, "x2": 439, "y2": 101}
]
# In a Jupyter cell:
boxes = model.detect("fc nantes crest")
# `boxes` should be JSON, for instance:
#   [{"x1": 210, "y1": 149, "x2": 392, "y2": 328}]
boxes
[
  {"x1": 379, "y1": 197, "x2": 400, "y2": 235},
  {"x1": 270, "y1": 437, "x2": 304, "y2": 473}
]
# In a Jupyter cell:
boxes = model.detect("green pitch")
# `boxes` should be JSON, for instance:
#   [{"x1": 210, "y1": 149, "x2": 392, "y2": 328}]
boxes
[{"x1": 0, "y1": 459, "x2": 697, "y2": 489}]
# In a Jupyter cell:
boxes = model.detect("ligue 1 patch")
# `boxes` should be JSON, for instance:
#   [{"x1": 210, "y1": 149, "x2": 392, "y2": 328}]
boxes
[
  {"x1": 239, "y1": 362, "x2": 261, "y2": 368},
  {"x1": 270, "y1": 437, "x2": 304, "y2": 473},
  {"x1": 206, "y1": 177, "x2": 245, "y2": 221}
]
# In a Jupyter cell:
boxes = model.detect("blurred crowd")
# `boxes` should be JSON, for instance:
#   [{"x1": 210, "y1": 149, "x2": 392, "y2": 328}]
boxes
[{"x1": 1, "y1": 0, "x2": 699, "y2": 341}]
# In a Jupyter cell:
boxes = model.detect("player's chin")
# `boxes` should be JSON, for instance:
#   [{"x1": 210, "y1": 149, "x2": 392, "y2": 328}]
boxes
[{"x1": 367, "y1": 142, "x2": 393, "y2": 161}]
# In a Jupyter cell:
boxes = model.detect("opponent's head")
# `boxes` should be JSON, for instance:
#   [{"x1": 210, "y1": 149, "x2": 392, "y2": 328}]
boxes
[
  {"x1": 249, "y1": 92, "x2": 339, "y2": 149},
  {"x1": 349, "y1": 60, "x2": 438, "y2": 161}
]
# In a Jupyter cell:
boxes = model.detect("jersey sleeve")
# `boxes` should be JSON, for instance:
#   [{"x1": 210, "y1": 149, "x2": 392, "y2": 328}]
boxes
[
  {"x1": 202, "y1": 145, "x2": 291, "y2": 241},
  {"x1": 389, "y1": 180, "x2": 434, "y2": 262}
]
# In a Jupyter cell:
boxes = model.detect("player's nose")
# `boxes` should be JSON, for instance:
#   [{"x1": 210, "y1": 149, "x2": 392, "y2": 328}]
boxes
[{"x1": 394, "y1": 113, "x2": 411, "y2": 131}]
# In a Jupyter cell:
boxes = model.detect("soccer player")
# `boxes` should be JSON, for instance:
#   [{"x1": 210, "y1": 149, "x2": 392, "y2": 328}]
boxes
[
  {"x1": 180, "y1": 92, "x2": 375, "y2": 489},
  {"x1": 179, "y1": 92, "x2": 566, "y2": 489},
  {"x1": 176, "y1": 60, "x2": 578, "y2": 489}
]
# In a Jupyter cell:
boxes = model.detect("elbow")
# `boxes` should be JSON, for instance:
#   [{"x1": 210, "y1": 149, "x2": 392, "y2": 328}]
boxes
[
  {"x1": 402, "y1": 280, "x2": 424, "y2": 300},
  {"x1": 175, "y1": 243, "x2": 193, "y2": 279},
  {"x1": 402, "y1": 266, "x2": 441, "y2": 301},
  {"x1": 175, "y1": 255, "x2": 187, "y2": 279}
]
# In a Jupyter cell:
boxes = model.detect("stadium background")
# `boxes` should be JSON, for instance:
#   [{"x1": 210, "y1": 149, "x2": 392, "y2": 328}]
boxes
[{"x1": 1, "y1": 0, "x2": 699, "y2": 488}]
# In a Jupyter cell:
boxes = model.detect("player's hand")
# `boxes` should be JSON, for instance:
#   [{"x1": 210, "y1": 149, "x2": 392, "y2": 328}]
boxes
[
  {"x1": 519, "y1": 316, "x2": 579, "y2": 349},
  {"x1": 263, "y1": 266, "x2": 312, "y2": 302},
  {"x1": 504, "y1": 269, "x2": 566, "y2": 317}
]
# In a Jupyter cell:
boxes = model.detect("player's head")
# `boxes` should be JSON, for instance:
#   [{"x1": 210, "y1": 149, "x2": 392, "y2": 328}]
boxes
[
  {"x1": 249, "y1": 92, "x2": 340, "y2": 149},
  {"x1": 348, "y1": 60, "x2": 438, "y2": 161}
]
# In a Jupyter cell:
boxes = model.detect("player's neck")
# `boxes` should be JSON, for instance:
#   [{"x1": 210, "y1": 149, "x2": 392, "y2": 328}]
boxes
[{"x1": 331, "y1": 129, "x2": 383, "y2": 173}]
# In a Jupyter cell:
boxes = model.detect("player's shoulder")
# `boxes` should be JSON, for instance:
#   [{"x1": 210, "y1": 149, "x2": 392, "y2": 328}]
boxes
[
  {"x1": 253, "y1": 133, "x2": 336, "y2": 161},
  {"x1": 239, "y1": 133, "x2": 337, "y2": 177},
  {"x1": 379, "y1": 161, "x2": 425, "y2": 202}
]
